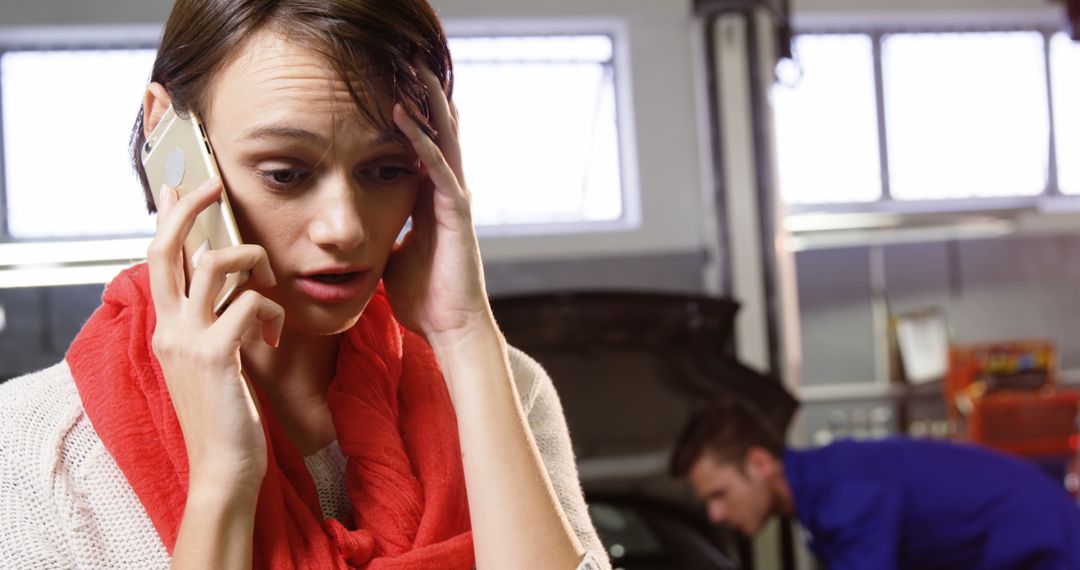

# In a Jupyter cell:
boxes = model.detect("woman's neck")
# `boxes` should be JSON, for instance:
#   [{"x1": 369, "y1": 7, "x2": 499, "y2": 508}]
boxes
[{"x1": 241, "y1": 327, "x2": 340, "y2": 456}]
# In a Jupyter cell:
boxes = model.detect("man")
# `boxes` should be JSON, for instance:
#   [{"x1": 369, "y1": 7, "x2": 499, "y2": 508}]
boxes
[{"x1": 670, "y1": 397, "x2": 1080, "y2": 569}]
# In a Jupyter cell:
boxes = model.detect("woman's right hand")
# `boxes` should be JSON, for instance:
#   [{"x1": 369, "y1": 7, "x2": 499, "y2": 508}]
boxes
[{"x1": 147, "y1": 178, "x2": 283, "y2": 496}]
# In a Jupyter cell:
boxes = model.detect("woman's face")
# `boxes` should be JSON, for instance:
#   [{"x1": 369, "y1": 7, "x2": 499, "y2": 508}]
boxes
[{"x1": 202, "y1": 29, "x2": 420, "y2": 335}]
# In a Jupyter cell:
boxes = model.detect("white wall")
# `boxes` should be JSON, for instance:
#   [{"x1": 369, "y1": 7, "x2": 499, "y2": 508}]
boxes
[
  {"x1": 5, "y1": 0, "x2": 1063, "y2": 268},
  {"x1": 0, "y1": 1, "x2": 169, "y2": 25},
  {"x1": 431, "y1": 0, "x2": 709, "y2": 262},
  {"x1": 796, "y1": 0, "x2": 1051, "y2": 12},
  {"x1": 0, "y1": 0, "x2": 712, "y2": 264},
  {"x1": 792, "y1": 0, "x2": 1059, "y2": 26}
]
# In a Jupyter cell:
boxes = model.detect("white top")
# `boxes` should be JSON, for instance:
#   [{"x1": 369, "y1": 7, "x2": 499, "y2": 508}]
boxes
[{"x1": 0, "y1": 348, "x2": 610, "y2": 569}]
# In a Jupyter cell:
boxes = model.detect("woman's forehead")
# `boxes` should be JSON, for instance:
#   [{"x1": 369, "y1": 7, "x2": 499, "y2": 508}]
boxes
[{"x1": 206, "y1": 29, "x2": 388, "y2": 133}]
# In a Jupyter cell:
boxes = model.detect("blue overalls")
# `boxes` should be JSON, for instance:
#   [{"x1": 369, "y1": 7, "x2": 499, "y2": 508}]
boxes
[{"x1": 785, "y1": 439, "x2": 1080, "y2": 569}]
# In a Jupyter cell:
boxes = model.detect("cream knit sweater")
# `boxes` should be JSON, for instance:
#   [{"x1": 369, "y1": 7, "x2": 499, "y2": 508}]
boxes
[{"x1": 0, "y1": 348, "x2": 610, "y2": 569}]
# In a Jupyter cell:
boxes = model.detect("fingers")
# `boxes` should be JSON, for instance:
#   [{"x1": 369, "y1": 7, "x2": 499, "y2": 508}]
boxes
[
  {"x1": 394, "y1": 104, "x2": 468, "y2": 205},
  {"x1": 448, "y1": 100, "x2": 460, "y2": 137},
  {"x1": 147, "y1": 185, "x2": 184, "y2": 311},
  {"x1": 187, "y1": 245, "x2": 276, "y2": 323},
  {"x1": 212, "y1": 290, "x2": 285, "y2": 349},
  {"x1": 418, "y1": 66, "x2": 455, "y2": 138},
  {"x1": 147, "y1": 178, "x2": 224, "y2": 313},
  {"x1": 417, "y1": 66, "x2": 464, "y2": 186},
  {"x1": 408, "y1": 183, "x2": 437, "y2": 243}
]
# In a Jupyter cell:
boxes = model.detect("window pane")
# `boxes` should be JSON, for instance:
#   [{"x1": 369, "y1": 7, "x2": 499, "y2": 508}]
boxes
[
  {"x1": 1051, "y1": 33, "x2": 1080, "y2": 195},
  {"x1": 449, "y1": 36, "x2": 624, "y2": 227},
  {"x1": 882, "y1": 32, "x2": 1049, "y2": 200},
  {"x1": 2, "y1": 37, "x2": 625, "y2": 239},
  {"x1": 772, "y1": 34, "x2": 882, "y2": 204},
  {"x1": 2, "y1": 49, "x2": 157, "y2": 239}
]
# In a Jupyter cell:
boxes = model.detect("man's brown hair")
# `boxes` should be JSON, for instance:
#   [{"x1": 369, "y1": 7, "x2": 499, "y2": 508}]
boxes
[
  {"x1": 669, "y1": 396, "x2": 786, "y2": 478},
  {"x1": 130, "y1": 0, "x2": 451, "y2": 213}
]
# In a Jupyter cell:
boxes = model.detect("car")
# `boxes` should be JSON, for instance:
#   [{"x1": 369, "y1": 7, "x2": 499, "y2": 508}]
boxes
[
  {"x1": 587, "y1": 491, "x2": 742, "y2": 570},
  {"x1": 491, "y1": 291, "x2": 799, "y2": 570}
]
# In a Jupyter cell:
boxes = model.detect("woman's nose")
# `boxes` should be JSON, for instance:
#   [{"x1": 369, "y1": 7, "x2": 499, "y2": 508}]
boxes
[{"x1": 308, "y1": 181, "x2": 365, "y2": 252}]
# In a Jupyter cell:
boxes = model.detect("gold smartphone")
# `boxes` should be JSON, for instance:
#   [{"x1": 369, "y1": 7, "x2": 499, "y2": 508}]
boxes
[{"x1": 141, "y1": 105, "x2": 248, "y2": 314}]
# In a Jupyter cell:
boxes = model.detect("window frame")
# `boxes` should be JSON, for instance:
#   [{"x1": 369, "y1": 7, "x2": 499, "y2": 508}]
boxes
[
  {"x1": 779, "y1": 24, "x2": 1070, "y2": 219},
  {"x1": 444, "y1": 32, "x2": 630, "y2": 236},
  {"x1": 0, "y1": 27, "x2": 633, "y2": 245},
  {"x1": 0, "y1": 25, "x2": 161, "y2": 245},
  {"x1": 0, "y1": 22, "x2": 661, "y2": 287}
]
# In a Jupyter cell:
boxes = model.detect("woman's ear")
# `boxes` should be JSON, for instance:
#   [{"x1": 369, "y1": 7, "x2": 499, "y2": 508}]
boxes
[{"x1": 143, "y1": 82, "x2": 172, "y2": 137}]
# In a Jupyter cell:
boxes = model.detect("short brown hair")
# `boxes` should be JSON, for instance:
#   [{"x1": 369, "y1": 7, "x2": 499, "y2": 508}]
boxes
[
  {"x1": 130, "y1": 0, "x2": 451, "y2": 213},
  {"x1": 669, "y1": 396, "x2": 786, "y2": 478}
]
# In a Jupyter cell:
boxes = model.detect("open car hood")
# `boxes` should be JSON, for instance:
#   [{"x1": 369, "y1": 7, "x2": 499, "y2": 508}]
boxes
[{"x1": 490, "y1": 291, "x2": 798, "y2": 493}]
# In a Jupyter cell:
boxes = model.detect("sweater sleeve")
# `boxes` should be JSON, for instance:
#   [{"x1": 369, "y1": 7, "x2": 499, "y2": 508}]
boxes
[
  {"x1": 0, "y1": 362, "x2": 171, "y2": 570},
  {"x1": 507, "y1": 346, "x2": 612, "y2": 570},
  {"x1": 0, "y1": 364, "x2": 77, "y2": 569}
]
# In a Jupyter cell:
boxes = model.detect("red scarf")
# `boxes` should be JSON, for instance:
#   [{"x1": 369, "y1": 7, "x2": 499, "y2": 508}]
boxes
[{"x1": 66, "y1": 264, "x2": 474, "y2": 569}]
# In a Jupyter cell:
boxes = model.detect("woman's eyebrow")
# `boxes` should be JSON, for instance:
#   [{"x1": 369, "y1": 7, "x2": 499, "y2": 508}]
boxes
[
  {"x1": 240, "y1": 125, "x2": 406, "y2": 149},
  {"x1": 241, "y1": 126, "x2": 328, "y2": 145}
]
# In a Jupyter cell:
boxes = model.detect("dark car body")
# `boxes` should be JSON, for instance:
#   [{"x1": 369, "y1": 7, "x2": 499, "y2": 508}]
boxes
[{"x1": 491, "y1": 292, "x2": 798, "y2": 570}]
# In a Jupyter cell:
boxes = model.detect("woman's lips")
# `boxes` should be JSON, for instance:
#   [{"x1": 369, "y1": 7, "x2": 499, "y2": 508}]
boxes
[{"x1": 295, "y1": 271, "x2": 368, "y2": 304}]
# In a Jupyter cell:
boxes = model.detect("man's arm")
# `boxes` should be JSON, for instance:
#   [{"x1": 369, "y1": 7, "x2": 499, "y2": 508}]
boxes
[{"x1": 804, "y1": 479, "x2": 901, "y2": 570}]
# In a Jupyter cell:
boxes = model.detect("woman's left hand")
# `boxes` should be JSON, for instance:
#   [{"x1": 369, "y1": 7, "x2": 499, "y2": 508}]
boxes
[
  {"x1": 387, "y1": 70, "x2": 587, "y2": 570},
  {"x1": 384, "y1": 66, "x2": 493, "y2": 345}
]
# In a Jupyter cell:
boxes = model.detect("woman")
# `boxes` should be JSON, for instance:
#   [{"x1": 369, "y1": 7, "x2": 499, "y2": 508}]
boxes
[{"x1": 0, "y1": 1, "x2": 609, "y2": 568}]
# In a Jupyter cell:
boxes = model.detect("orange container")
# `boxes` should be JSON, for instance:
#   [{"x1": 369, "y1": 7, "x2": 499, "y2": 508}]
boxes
[
  {"x1": 945, "y1": 340, "x2": 1079, "y2": 489},
  {"x1": 966, "y1": 391, "x2": 1079, "y2": 457}
]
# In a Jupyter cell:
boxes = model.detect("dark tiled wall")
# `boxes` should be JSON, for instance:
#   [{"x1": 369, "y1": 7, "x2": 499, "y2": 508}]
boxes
[
  {"x1": 0, "y1": 252, "x2": 710, "y2": 381},
  {"x1": 0, "y1": 284, "x2": 104, "y2": 381}
]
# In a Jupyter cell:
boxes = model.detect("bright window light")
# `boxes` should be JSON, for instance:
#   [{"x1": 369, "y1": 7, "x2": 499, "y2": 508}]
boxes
[
  {"x1": 449, "y1": 36, "x2": 624, "y2": 228},
  {"x1": 772, "y1": 34, "x2": 882, "y2": 204},
  {"x1": 2, "y1": 49, "x2": 157, "y2": 239},
  {"x1": 2, "y1": 36, "x2": 625, "y2": 239},
  {"x1": 1051, "y1": 32, "x2": 1080, "y2": 196},
  {"x1": 882, "y1": 32, "x2": 1049, "y2": 200}
]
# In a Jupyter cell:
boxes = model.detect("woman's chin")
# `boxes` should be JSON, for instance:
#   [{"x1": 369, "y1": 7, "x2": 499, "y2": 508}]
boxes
[
  {"x1": 252, "y1": 278, "x2": 378, "y2": 336},
  {"x1": 287, "y1": 306, "x2": 365, "y2": 337},
  {"x1": 278, "y1": 294, "x2": 373, "y2": 337}
]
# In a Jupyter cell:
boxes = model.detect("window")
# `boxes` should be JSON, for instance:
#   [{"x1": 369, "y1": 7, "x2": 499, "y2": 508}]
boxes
[
  {"x1": 773, "y1": 29, "x2": 1068, "y2": 209},
  {"x1": 450, "y1": 35, "x2": 623, "y2": 229},
  {"x1": 0, "y1": 34, "x2": 625, "y2": 241},
  {"x1": 1051, "y1": 32, "x2": 1080, "y2": 196},
  {"x1": 882, "y1": 32, "x2": 1048, "y2": 200},
  {"x1": 772, "y1": 34, "x2": 881, "y2": 204},
  {"x1": 1, "y1": 49, "x2": 157, "y2": 239}
]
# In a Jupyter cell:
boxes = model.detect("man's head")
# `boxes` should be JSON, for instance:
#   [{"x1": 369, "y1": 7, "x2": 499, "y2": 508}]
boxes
[{"x1": 669, "y1": 397, "x2": 792, "y2": 535}]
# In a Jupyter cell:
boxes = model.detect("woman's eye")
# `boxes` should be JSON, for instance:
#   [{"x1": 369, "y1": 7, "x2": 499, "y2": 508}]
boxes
[
  {"x1": 377, "y1": 167, "x2": 405, "y2": 181},
  {"x1": 258, "y1": 168, "x2": 308, "y2": 189},
  {"x1": 365, "y1": 164, "x2": 417, "y2": 184}
]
